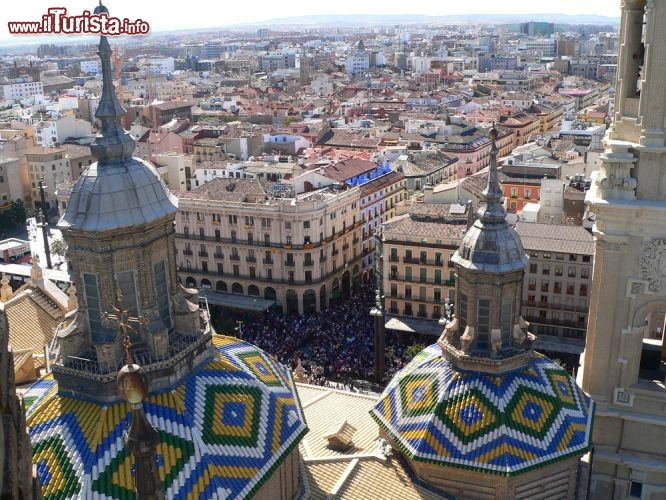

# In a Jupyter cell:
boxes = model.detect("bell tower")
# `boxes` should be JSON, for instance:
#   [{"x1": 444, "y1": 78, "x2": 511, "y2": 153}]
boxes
[{"x1": 580, "y1": 1, "x2": 666, "y2": 498}]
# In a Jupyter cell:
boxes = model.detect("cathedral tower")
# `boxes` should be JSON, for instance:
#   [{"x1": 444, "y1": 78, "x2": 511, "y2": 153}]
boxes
[
  {"x1": 580, "y1": 0, "x2": 666, "y2": 497},
  {"x1": 371, "y1": 130, "x2": 593, "y2": 500}
]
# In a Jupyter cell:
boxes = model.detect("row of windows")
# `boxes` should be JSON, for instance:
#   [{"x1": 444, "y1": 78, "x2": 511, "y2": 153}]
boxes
[
  {"x1": 527, "y1": 281, "x2": 589, "y2": 295},
  {"x1": 528, "y1": 263, "x2": 590, "y2": 278},
  {"x1": 389, "y1": 248, "x2": 454, "y2": 264},
  {"x1": 530, "y1": 251, "x2": 591, "y2": 262}
]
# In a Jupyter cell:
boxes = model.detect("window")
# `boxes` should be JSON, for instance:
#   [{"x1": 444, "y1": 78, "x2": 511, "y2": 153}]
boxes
[
  {"x1": 555, "y1": 265, "x2": 563, "y2": 276},
  {"x1": 529, "y1": 263, "x2": 537, "y2": 273},
  {"x1": 249, "y1": 267, "x2": 256, "y2": 279},
  {"x1": 434, "y1": 269, "x2": 442, "y2": 285},
  {"x1": 303, "y1": 220, "x2": 310, "y2": 229},
  {"x1": 629, "y1": 481, "x2": 643, "y2": 498},
  {"x1": 501, "y1": 301, "x2": 513, "y2": 344},
  {"x1": 582, "y1": 255, "x2": 591, "y2": 263},
  {"x1": 459, "y1": 293, "x2": 468, "y2": 330},
  {"x1": 580, "y1": 284, "x2": 588, "y2": 296},
  {"x1": 420, "y1": 251, "x2": 427, "y2": 263},
  {"x1": 405, "y1": 286, "x2": 412, "y2": 299},
  {"x1": 83, "y1": 273, "x2": 101, "y2": 338},
  {"x1": 405, "y1": 249, "x2": 413, "y2": 261},
  {"x1": 390, "y1": 283, "x2": 397, "y2": 297},
  {"x1": 231, "y1": 231, "x2": 237, "y2": 243},
  {"x1": 568, "y1": 267, "x2": 576, "y2": 277},
  {"x1": 285, "y1": 221, "x2": 292, "y2": 230},
  {"x1": 217, "y1": 262, "x2": 223, "y2": 274},
  {"x1": 117, "y1": 270, "x2": 139, "y2": 318},
  {"x1": 228, "y1": 214, "x2": 237, "y2": 224},
  {"x1": 477, "y1": 299, "x2": 490, "y2": 349},
  {"x1": 581, "y1": 268, "x2": 589, "y2": 279},
  {"x1": 261, "y1": 218, "x2": 271, "y2": 228},
  {"x1": 528, "y1": 279, "x2": 536, "y2": 291},
  {"x1": 247, "y1": 233, "x2": 253, "y2": 245},
  {"x1": 245, "y1": 216, "x2": 254, "y2": 226},
  {"x1": 419, "y1": 268, "x2": 427, "y2": 283},
  {"x1": 542, "y1": 264, "x2": 550, "y2": 275},
  {"x1": 567, "y1": 283, "x2": 575, "y2": 295},
  {"x1": 233, "y1": 265, "x2": 239, "y2": 277},
  {"x1": 510, "y1": 187, "x2": 518, "y2": 198},
  {"x1": 199, "y1": 227, "x2": 205, "y2": 240},
  {"x1": 524, "y1": 188, "x2": 531, "y2": 200},
  {"x1": 434, "y1": 288, "x2": 441, "y2": 302},
  {"x1": 405, "y1": 267, "x2": 412, "y2": 282}
]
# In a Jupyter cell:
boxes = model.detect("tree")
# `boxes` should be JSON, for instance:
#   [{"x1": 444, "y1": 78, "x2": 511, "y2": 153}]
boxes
[
  {"x1": 404, "y1": 343, "x2": 426, "y2": 362},
  {"x1": 50, "y1": 238, "x2": 67, "y2": 266}
]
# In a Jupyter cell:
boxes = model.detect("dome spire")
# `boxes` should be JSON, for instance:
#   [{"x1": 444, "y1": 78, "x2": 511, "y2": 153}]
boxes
[
  {"x1": 476, "y1": 126, "x2": 506, "y2": 225},
  {"x1": 89, "y1": 1, "x2": 135, "y2": 162}
]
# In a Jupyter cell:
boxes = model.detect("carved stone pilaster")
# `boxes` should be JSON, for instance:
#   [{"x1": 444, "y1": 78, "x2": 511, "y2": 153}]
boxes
[{"x1": 595, "y1": 141, "x2": 637, "y2": 200}]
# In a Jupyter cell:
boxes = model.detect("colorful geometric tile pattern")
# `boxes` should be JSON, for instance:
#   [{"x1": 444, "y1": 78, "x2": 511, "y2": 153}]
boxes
[
  {"x1": 24, "y1": 336, "x2": 308, "y2": 499},
  {"x1": 370, "y1": 344, "x2": 593, "y2": 476}
]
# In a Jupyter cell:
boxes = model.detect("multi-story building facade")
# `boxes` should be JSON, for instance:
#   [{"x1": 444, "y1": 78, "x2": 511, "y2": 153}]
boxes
[
  {"x1": 358, "y1": 170, "x2": 406, "y2": 281},
  {"x1": 0, "y1": 80, "x2": 43, "y2": 101},
  {"x1": 174, "y1": 177, "x2": 363, "y2": 315},
  {"x1": 25, "y1": 146, "x2": 70, "y2": 210},
  {"x1": 514, "y1": 222, "x2": 593, "y2": 360},
  {"x1": 33, "y1": 113, "x2": 92, "y2": 147},
  {"x1": 377, "y1": 202, "x2": 469, "y2": 337}
]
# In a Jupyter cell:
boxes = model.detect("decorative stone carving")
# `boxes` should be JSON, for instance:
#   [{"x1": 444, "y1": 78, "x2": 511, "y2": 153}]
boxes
[
  {"x1": 513, "y1": 317, "x2": 529, "y2": 345},
  {"x1": 639, "y1": 238, "x2": 666, "y2": 293},
  {"x1": 595, "y1": 142, "x2": 637, "y2": 200},
  {"x1": 490, "y1": 329, "x2": 502, "y2": 357},
  {"x1": 443, "y1": 316, "x2": 458, "y2": 342},
  {"x1": 460, "y1": 326, "x2": 475, "y2": 352}
]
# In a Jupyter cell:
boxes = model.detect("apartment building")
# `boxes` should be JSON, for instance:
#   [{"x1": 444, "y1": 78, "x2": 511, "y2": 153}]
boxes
[
  {"x1": 358, "y1": 170, "x2": 406, "y2": 280},
  {"x1": 174, "y1": 178, "x2": 363, "y2": 315},
  {"x1": 515, "y1": 222, "x2": 594, "y2": 359},
  {"x1": 25, "y1": 146, "x2": 70, "y2": 210},
  {"x1": 377, "y1": 202, "x2": 469, "y2": 337}
]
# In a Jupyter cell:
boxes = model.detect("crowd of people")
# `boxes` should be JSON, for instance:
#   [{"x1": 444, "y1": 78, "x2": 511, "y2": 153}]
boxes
[{"x1": 240, "y1": 286, "x2": 424, "y2": 387}]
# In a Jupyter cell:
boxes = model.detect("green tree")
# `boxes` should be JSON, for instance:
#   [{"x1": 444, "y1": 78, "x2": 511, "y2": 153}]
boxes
[
  {"x1": 404, "y1": 343, "x2": 426, "y2": 362},
  {"x1": 50, "y1": 238, "x2": 67, "y2": 265}
]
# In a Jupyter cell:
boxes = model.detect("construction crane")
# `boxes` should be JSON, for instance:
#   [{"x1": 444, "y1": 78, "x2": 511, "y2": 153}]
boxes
[{"x1": 113, "y1": 47, "x2": 126, "y2": 128}]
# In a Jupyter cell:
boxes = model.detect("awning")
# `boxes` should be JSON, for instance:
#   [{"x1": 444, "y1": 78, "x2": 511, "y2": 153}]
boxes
[
  {"x1": 199, "y1": 289, "x2": 275, "y2": 312},
  {"x1": 384, "y1": 316, "x2": 444, "y2": 337}
]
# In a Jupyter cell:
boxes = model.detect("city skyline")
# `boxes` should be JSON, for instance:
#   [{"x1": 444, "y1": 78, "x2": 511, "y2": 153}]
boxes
[{"x1": 1, "y1": 0, "x2": 620, "y2": 42}]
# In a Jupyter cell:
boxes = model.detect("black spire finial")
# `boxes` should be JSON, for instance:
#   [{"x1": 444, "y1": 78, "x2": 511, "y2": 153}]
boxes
[
  {"x1": 476, "y1": 126, "x2": 507, "y2": 225},
  {"x1": 89, "y1": 1, "x2": 135, "y2": 162}
]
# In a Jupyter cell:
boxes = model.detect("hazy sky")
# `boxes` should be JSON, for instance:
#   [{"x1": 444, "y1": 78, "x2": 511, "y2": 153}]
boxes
[{"x1": 1, "y1": 0, "x2": 621, "y2": 41}]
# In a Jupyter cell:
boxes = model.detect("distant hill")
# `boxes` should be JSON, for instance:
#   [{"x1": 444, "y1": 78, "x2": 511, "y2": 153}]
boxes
[{"x1": 252, "y1": 13, "x2": 619, "y2": 27}]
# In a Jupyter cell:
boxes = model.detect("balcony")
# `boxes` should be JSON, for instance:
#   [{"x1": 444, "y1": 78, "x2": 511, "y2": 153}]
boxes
[
  {"x1": 183, "y1": 249, "x2": 193, "y2": 256},
  {"x1": 262, "y1": 258, "x2": 274, "y2": 265},
  {"x1": 246, "y1": 256, "x2": 257, "y2": 263},
  {"x1": 285, "y1": 260, "x2": 296, "y2": 267},
  {"x1": 403, "y1": 257, "x2": 419, "y2": 264},
  {"x1": 342, "y1": 243, "x2": 349, "y2": 250},
  {"x1": 198, "y1": 251, "x2": 209, "y2": 258},
  {"x1": 332, "y1": 249, "x2": 339, "y2": 256},
  {"x1": 320, "y1": 255, "x2": 327, "y2": 263},
  {"x1": 389, "y1": 255, "x2": 399, "y2": 262},
  {"x1": 213, "y1": 252, "x2": 224, "y2": 260},
  {"x1": 304, "y1": 259, "x2": 314, "y2": 267},
  {"x1": 230, "y1": 254, "x2": 240, "y2": 262}
]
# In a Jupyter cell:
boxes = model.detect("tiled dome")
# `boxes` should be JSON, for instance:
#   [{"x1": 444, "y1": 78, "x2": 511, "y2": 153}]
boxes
[
  {"x1": 370, "y1": 344, "x2": 593, "y2": 476},
  {"x1": 24, "y1": 336, "x2": 308, "y2": 499}
]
